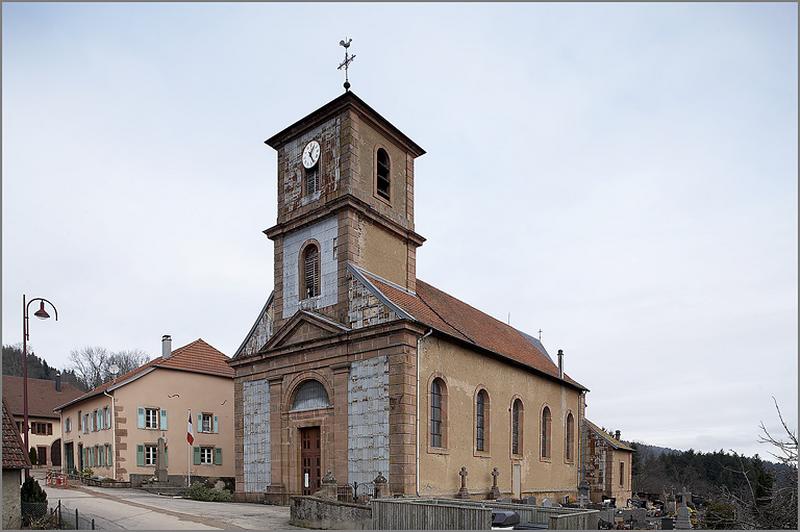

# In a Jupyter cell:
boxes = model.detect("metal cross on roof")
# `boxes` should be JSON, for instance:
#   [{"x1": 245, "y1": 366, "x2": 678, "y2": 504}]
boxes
[{"x1": 338, "y1": 38, "x2": 356, "y2": 91}]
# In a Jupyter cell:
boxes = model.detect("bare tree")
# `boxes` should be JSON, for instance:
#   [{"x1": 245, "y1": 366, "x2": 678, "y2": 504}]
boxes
[
  {"x1": 758, "y1": 396, "x2": 798, "y2": 466},
  {"x1": 67, "y1": 346, "x2": 149, "y2": 389}
]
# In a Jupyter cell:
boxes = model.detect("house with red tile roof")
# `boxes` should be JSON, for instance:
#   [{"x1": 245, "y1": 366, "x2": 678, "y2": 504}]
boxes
[
  {"x1": 230, "y1": 91, "x2": 590, "y2": 503},
  {"x1": 3, "y1": 398, "x2": 31, "y2": 529},
  {"x1": 54, "y1": 337, "x2": 234, "y2": 486},
  {"x1": 2, "y1": 375, "x2": 83, "y2": 468}
]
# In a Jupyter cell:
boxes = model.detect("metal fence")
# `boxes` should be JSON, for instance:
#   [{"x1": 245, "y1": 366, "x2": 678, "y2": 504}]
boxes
[
  {"x1": 371, "y1": 498, "x2": 492, "y2": 530},
  {"x1": 370, "y1": 498, "x2": 600, "y2": 530}
]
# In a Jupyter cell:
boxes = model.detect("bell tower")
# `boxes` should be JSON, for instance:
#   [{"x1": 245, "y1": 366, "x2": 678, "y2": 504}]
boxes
[{"x1": 264, "y1": 91, "x2": 426, "y2": 328}]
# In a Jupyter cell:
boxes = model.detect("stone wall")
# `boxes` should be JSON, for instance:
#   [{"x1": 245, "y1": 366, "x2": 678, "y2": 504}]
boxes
[
  {"x1": 242, "y1": 379, "x2": 271, "y2": 493},
  {"x1": 289, "y1": 496, "x2": 371, "y2": 530},
  {"x1": 2, "y1": 469, "x2": 22, "y2": 529},
  {"x1": 347, "y1": 356, "x2": 390, "y2": 485}
]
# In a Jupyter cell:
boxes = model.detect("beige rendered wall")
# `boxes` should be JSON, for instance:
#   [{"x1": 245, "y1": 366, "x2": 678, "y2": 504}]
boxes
[
  {"x1": 15, "y1": 416, "x2": 62, "y2": 466},
  {"x1": 609, "y1": 450, "x2": 633, "y2": 505},
  {"x1": 113, "y1": 368, "x2": 234, "y2": 480},
  {"x1": 60, "y1": 394, "x2": 114, "y2": 475},
  {"x1": 358, "y1": 219, "x2": 408, "y2": 287},
  {"x1": 419, "y1": 336, "x2": 582, "y2": 500}
]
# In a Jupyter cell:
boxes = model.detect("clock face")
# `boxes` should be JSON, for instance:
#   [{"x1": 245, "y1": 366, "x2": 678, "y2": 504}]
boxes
[{"x1": 302, "y1": 140, "x2": 321, "y2": 169}]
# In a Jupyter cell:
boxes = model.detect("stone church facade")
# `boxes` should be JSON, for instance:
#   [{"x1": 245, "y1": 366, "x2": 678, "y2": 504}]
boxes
[{"x1": 230, "y1": 91, "x2": 589, "y2": 503}]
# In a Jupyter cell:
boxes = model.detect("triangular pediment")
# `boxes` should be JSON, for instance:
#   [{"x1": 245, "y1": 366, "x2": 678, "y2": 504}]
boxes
[{"x1": 263, "y1": 311, "x2": 350, "y2": 351}]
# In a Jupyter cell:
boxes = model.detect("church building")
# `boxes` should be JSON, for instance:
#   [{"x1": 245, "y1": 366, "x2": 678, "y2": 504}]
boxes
[{"x1": 230, "y1": 90, "x2": 589, "y2": 504}]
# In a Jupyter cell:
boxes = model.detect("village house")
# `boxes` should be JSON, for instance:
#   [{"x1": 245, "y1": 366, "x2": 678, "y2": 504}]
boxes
[
  {"x1": 3, "y1": 398, "x2": 31, "y2": 529},
  {"x1": 231, "y1": 90, "x2": 589, "y2": 504},
  {"x1": 54, "y1": 337, "x2": 235, "y2": 486},
  {"x1": 2, "y1": 375, "x2": 83, "y2": 468},
  {"x1": 583, "y1": 420, "x2": 634, "y2": 506}
]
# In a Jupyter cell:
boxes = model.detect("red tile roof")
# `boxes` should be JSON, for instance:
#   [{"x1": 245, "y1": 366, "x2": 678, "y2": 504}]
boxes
[
  {"x1": 363, "y1": 271, "x2": 587, "y2": 391},
  {"x1": 2, "y1": 376, "x2": 84, "y2": 419},
  {"x1": 3, "y1": 398, "x2": 31, "y2": 469},
  {"x1": 55, "y1": 339, "x2": 233, "y2": 411}
]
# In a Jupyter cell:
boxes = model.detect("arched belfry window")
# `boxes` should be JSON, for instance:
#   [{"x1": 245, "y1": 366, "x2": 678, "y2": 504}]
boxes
[
  {"x1": 511, "y1": 399, "x2": 524, "y2": 456},
  {"x1": 301, "y1": 243, "x2": 320, "y2": 299},
  {"x1": 541, "y1": 406, "x2": 552, "y2": 459},
  {"x1": 430, "y1": 378, "x2": 447, "y2": 448},
  {"x1": 291, "y1": 380, "x2": 330, "y2": 411},
  {"x1": 376, "y1": 148, "x2": 390, "y2": 201},
  {"x1": 565, "y1": 412, "x2": 575, "y2": 462}
]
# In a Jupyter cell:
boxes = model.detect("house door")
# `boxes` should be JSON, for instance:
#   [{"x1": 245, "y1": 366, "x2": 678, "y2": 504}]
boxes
[
  {"x1": 37, "y1": 446, "x2": 47, "y2": 466},
  {"x1": 51, "y1": 439, "x2": 61, "y2": 466},
  {"x1": 512, "y1": 463, "x2": 521, "y2": 499},
  {"x1": 64, "y1": 442, "x2": 74, "y2": 472},
  {"x1": 300, "y1": 427, "x2": 321, "y2": 495}
]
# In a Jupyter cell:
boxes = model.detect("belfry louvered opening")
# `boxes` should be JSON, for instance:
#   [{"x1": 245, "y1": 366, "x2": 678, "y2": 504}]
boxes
[
  {"x1": 376, "y1": 148, "x2": 390, "y2": 200},
  {"x1": 302, "y1": 243, "x2": 320, "y2": 299}
]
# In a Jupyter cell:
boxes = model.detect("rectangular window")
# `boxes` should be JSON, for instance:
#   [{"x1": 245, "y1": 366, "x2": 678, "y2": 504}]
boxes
[
  {"x1": 620, "y1": 462, "x2": 625, "y2": 487},
  {"x1": 144, "y1": 445, "x2": 157, "y2": 466},
  {"x1": 64, "y1": 418, "x2": 71, "y2": 433},
  {"x1": 145, "y1": 408, "x2": 159, "y2": 429},
  {"x1": 104, "y1": 407, "x2": 110, "y2": 430},
  {"x1": 201, "y1": 413, "x2": 213, "y2": 433},
  {"x1": 200, "y1": 447, "x2": 213, "y2": 465},
  {"x1": 83, "y1": 414, "x2": 89, "y2": 433}
]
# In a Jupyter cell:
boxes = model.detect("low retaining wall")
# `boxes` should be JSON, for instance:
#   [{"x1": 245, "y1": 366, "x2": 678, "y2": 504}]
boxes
[{"x1": 290, "y1": 496, "x2": 372, "y2": 530}]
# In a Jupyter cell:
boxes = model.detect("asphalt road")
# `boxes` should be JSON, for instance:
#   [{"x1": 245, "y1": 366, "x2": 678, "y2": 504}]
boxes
[{"x1": 43, "y1": 483, "x2": 297, "y2": 530}]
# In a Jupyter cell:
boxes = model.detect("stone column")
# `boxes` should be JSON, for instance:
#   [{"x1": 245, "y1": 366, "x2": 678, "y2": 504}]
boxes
[{"x1": 316, "y1": 470, "x2": 337, "y2": 500}]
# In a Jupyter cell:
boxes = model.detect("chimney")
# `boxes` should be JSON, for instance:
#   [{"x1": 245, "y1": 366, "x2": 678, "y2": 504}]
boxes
[
  {"x1": 615, "y1": 430, "x2": 621, "y2": 441},
  {"x1": 162, "y1": 335, "x2": 172, "y2": 359},
  {"x1": 557, "y1": 349, "x2": 564, "y2": 379},
  {"x1": 54, "y1": 372, "x2": 62, "y2": 392}
]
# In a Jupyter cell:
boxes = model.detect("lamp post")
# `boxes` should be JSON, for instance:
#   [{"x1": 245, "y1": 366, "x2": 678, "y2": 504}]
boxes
[{"x1": 22, "y1": 294, "x2": 59, "y2": 478}]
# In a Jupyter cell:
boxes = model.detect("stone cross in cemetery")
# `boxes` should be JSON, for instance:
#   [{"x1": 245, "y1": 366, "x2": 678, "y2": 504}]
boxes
[
  {"x1": 679, "y1": 486, "x2": 692, "y2": 507},
  {"x1": 487, "y1": 467, "x2": 501, "y2": 500},
  {"x1": 456, "y1": 466, "x2": 470, "y2": 499}
]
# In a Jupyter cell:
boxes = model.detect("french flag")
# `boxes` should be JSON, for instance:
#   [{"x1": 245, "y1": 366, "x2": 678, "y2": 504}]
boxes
[{"x1": 186, "y1": 411, "x2": 194, "y2": 445}]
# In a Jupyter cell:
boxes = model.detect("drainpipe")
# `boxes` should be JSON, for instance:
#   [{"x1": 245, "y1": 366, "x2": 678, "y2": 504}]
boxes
[
  {"x1": 103, "y1": 390, "x2": 116, "y2": 480},
  {"x1": 415, "y1": 328, "x2": 433, "y2": 497}
]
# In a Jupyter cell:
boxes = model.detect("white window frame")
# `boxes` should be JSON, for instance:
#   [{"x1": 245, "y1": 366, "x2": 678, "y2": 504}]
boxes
[
  {"x1": 200, "y1": 413, "x2": 213, "y2": 433},
  {"x1": 144, "y1": 444, "x2": 157, "y2": 466},
  {"x1": 200, "y1": 447, "x2": 213, "y2": 465},
  {"x1": 144, "y1": 408, "x2": 159, "y2": 429}
]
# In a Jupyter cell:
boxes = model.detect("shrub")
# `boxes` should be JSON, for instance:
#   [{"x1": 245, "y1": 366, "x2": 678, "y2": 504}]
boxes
[
  {"x1": 21, "y1": 477, "x2": 47, "y2": 503},
  {"x1": 81, "y1": 468, "x2": 94, "y2": 478},
  {"x1": 186, "y1": 481, "x2": 232, "y2": 502}
]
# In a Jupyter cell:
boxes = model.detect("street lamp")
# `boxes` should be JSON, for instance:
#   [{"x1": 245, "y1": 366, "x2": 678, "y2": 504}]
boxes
[{"x1": 22, "y1": 295, "x2": 59, "y2": 478}]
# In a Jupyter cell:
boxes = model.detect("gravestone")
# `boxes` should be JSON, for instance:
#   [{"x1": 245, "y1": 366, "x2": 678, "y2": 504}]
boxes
[
  {"x1": 456, "y1": 466, "x2": 470, "y2": 499},
  {"x1": 487, "y1": 467, "x2": 501, "y2": 500},
  {"x1": 675, "y1": 504, "x2": 692, "y2": 529}
]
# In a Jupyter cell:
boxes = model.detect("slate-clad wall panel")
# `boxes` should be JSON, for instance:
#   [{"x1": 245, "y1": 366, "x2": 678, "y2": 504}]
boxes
[
  {"x1": 243, "y1": 379, "x2": 270, "y2": 492},
  {"x1": 348, "y1": 356, "x2": 390, "y2": 486}
]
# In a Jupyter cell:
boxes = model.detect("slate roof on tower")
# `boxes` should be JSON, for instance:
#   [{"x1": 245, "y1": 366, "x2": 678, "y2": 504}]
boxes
[{"x1": 54, "y1": 339, "x2": 233, "y2": 412}]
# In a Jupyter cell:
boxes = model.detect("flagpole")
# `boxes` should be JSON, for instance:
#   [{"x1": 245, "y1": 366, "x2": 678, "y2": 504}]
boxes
[{"x1": 187, "y1": 409, "x2": 192, "y2": 487}]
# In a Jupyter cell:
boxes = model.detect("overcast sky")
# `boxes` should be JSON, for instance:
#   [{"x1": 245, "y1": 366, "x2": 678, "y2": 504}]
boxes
[{"x1": 3, "y1": 3, "x2": 796, "y2": 457}]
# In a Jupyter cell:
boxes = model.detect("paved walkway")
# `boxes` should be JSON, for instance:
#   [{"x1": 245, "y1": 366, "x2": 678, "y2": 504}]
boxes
[{"x1": 44, "y1": 484, "x2": 298, "y2": 530}]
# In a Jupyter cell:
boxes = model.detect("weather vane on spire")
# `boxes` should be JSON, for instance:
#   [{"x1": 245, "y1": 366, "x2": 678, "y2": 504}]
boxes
[{"x1": 338, "y1": 38, "x2": 356, "y2": 91}]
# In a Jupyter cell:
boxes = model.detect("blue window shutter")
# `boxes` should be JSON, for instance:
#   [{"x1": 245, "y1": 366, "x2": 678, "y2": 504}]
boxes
[
  {"x1": 193, "y1": 447, "x2": 201, "y2": 465},
  {"x1": 164, "y1": 447, "x2": 168, "y2": 467},
  {"x1": 197, "y1": 414, "x2": 203, "y2": 432},
  {"x1": 137, "y1": 407, "x2": 145, "y2": 429},
  {"x1": 107, "y1": 445, "x2": 113, "y2": 467},
  {"x1": 214, "y1": 448, "x2": 222, "y2": 465},
  {"x1": 160, "y1": 409, "x2": 168, "y2": 430},
  {"x1": 136, "y1": 445, "x2": 144, "y2": 467},
  {"x1": 213, "y1": 416, "x2": 219, "y2": 433}
]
